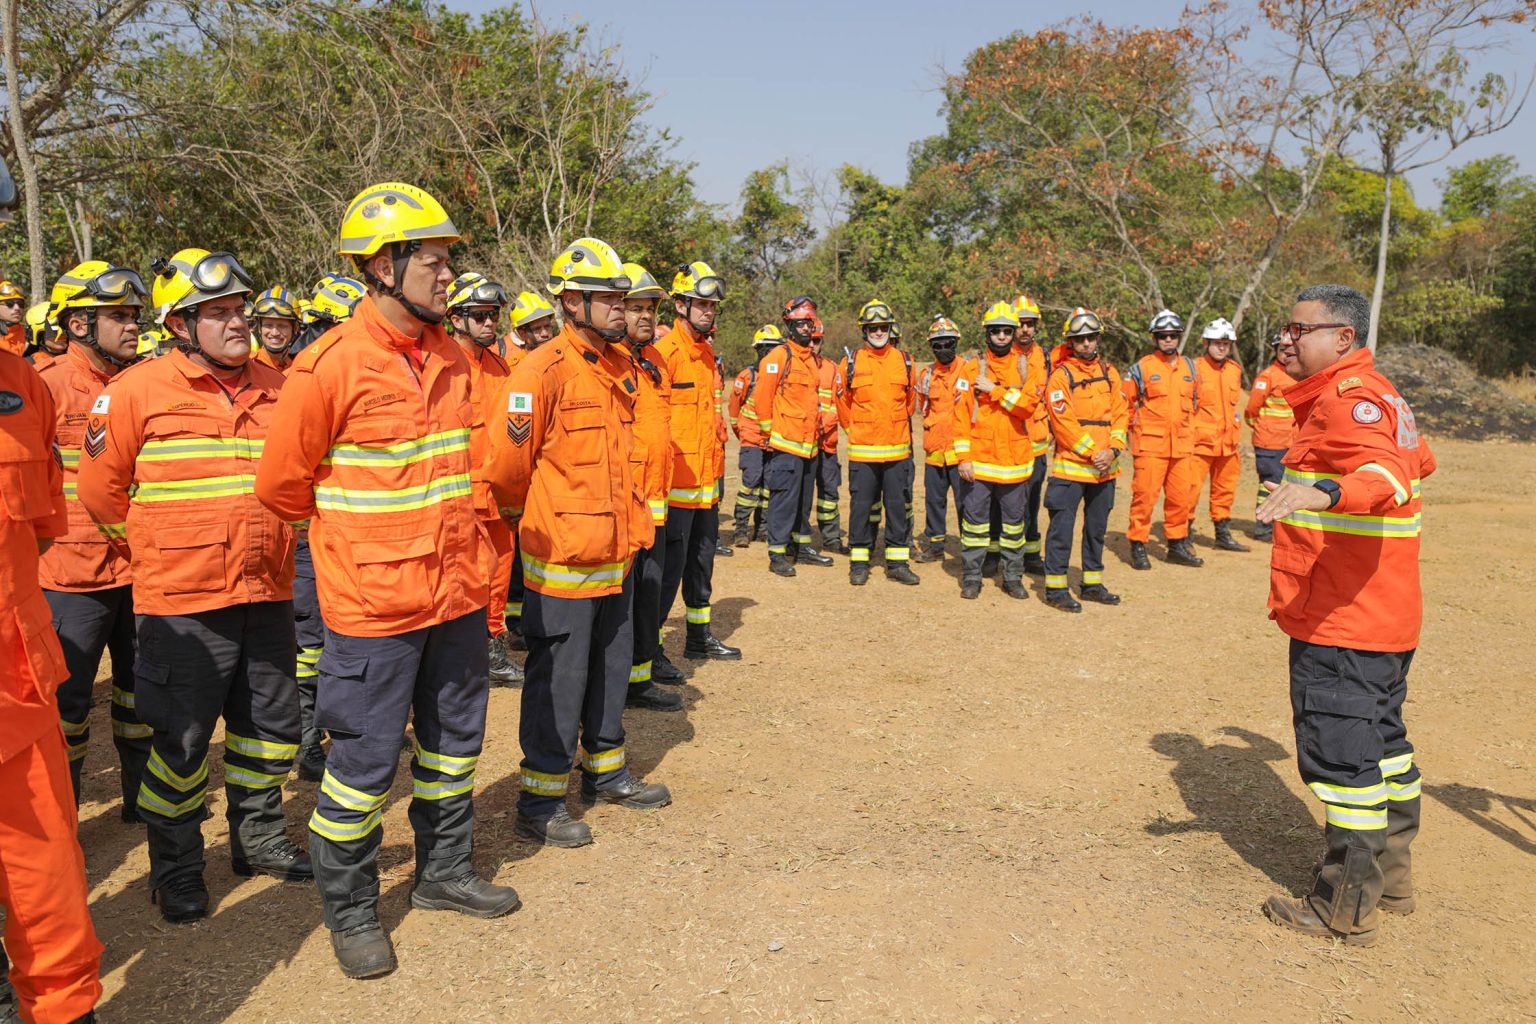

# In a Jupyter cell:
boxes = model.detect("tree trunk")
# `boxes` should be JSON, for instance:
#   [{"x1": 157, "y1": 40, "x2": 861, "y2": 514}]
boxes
[
  {"x1": 2, "y1": 0, "x2": 45, "y2": 301},
  {"x1": 1367, "y1": 165, "x2": 1393, "y2": 352}
]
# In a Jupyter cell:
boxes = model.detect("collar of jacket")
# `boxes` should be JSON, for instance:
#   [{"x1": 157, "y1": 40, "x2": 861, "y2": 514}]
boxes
[
  {"x1": 168, "y1": 346, "x2": 251, "y2": 387},
  {"x1": 355, "y1": 294, "x2": 452, "y2": 356},
  {"x1": 668, "y1": 316, "x2": 714, "y2": 355},
  {"x1": 1281, "y1": 345, "x2": 1374, "y2": 412},
  {"x1": 65, "y1": 343, "x2": 115, "y2": 384}
]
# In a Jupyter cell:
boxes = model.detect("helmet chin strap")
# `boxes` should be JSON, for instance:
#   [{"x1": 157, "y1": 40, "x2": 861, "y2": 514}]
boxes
[
  {"x1": 572, "y1": 293, "x2": 626, "y2": 342},
  {"x1": 987, "y1": 340, "x2": 1013, "y2": 356},
  {"x1": 79, "y1": 310, "x2": 137, "y2": 370},
  {"x1": 363, "y1": 241, "x2": 445, "y2": 326}
]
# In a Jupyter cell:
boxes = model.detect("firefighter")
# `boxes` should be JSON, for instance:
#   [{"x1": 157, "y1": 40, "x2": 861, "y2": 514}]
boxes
[
  {"x1": 1012, "y1": 295, "x2": 1051, "y2": 574},
  {"x1": 0, "y1": 278, "x2": 24, "y2": 354},
  {"x1": 1041, "y1": 309, "x2": 1129, "y2": 612},
  {"x1": 250, "y1": 285, "x2": 302, "y2": 373},
  {"x1": 444, "y1": 272, "x2": 523, "y2": 690},
  {"x1": 135, "y1": 326, "x2": 173, "y2": 360},
  {"x1": 809, "y1": 320, "x2": 845, "y2": 554},
  {"x1": 76, "y1": 247, "x2": 310, "y2": 925},
  {"x1": 291, "y1": 274, "x2": 364, "y2": 355},
  {"x1": 838, "y1": 299, "x2": 919, "y2": 586},
  {"x1": 37, "y1": 263, "x2": 152, "y2": 811},
  {"x1": 728, "y1": 325, "x2": 780, "y2": 548},
  {"x1": 1256, "y1": 284, "x2": 1433, "y2": 947},
  {"x1": 1124, "y1": 309, "x2": 1203, "y2": 568},
  {"x1": 621, "y1": 262, "x2": 685, "y2": 714},
  {"x1": 255, "y1": 184, "x2": 516, "y2": 980},
  {"x1": 484, "y1": 237, "x2": 672, "y2": 850},
  {"x1": 499, "y1": 290, "x2": 558, "y2": 650},
  {"x1": 1191, "y1": 317, "x2": 1249, "y2": 552},
  {"x1": 654, "y1": 261, "x2": 741, "y2": 663},
  {"x1": 913, "y1": 316, "x2": 973, "y2": 563},
  {"x1": 25, "y1": 299, "x2": 66, "y2": 367},
  {"x1": 952, "y1": 301, "x2": 1043, "y2": 599},
  {"x1": 1246, "y1": 331, "x2": 1299, "y2": 542},
  {"x1": 757, "y1": 296, "x2": 832, "y2": 578}
]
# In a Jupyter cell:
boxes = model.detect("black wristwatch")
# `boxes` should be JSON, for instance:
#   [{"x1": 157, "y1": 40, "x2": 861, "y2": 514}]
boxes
[{"x1": 1312, "y1": 479, "x2": 1342, "y2": 509}]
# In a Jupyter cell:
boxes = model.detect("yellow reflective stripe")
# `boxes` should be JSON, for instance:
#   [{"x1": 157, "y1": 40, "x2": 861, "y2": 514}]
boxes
[
  {"x1": 1109, "y1": 430, "x2": 1127, "y2": 446},
  {"x1": 321, "y1": 771, "x2": 389, "y2": 813},
  {"x1": 505, "y1": 601, "x2": 523, "y2": 618},
  {"x1": 1283, "y1": 468, "x2": 1339, "y2": 482},
  {"x1": 1032, "y1": 439, "x2": 1050, "y2": 456},
  {"x1": 1081, "y1": 570, "x2": 1103, "y2": 584},
  {"x1": 58, "y1": 448, "x2": 80, "y2": 467},
  {"x1": 225, "y1": 732, "x2": 299, "y2": 762},
  {"x1": 629, "y1": 660, "x2": 652, "y2": 683},
  {"x1": 138, "y1": 782, "x2": 206, "y2": 818},
  {"x1": 1258, "y1": 407, "x2": 1292, "y2": 417},
  {"x1": 1308, "y1": 780, "x2": 1388, "y2": 806},
  {"x1": 520, "y1": 768, "x2": 569, "y2": 796},
  {"x1": 1324, "y1": 805, "x2": 1387, "y2": 830},
  {"x1": 1052, "y1": 458, "x2": 1102, "y2": 482},
  {"x1": 148, "y1": 748, "x2": 208, "y2": 791},
  {"x1": 886, "y1": 547, "x2": 910, "y2": 560},
  {"x1": 65, "y1": 744, "x2": 88, "y2": 762},
  {"x1": 849, "y1": 442, "x2": 911, "y2": 459},
  {"x1": 98, "y1": 522, "x2": 127, "y2": 539},
  {"x1": 323, "y1": 429, "x2": 470, "y2": 467},
  {"x1": 1282, "y1": 509, "x2": 1421, "y2": 537},
  {"x1": 816, "y1": 388, "x2": 833, "y2": 399},
  {"x1": 112, "y1": 721, "x2": 153, "y2": 740},
  {"x1": 582, "y1": 746, "x2": 625, "y2": 773},
  {"x1": 225, "y1": 765, "x2": 289, "y2": 790},
  {"x1": 849, "y1": 547, "x2": 871, "y2": 561},
  {"x1": 972, "y1": 461, "x2": 1033, "y2": 483},
  {"x1": 668, "y1": 486, "x2": 717, "y2": 503},
  {"x1": 1387, "y1": 777, "x2": 1421, "y2": 800},
  {"x1": 61, "y1": 482, "x2": 77, "y2": 498},
  {"x1": 648, "y1": 498, "x2": 667, "y2": 523},
  {"x1": 134, "y1": 474, "x2": 256, "y2": 501},
  {"x1": 1357, "y1": 462, "x2": 1409, "y2": 505},
  {"x1": 60, "y1": 717, "x2": 89, "y2": 737},
  {"x1": 413, "y1": 776, "x2": 476, "y2": 800},
  {"x1": 522, "y1": 554, "x2": 628, "y2": 592},
  {"x1": 999, "y1": 388, "x2": 1023, "y2": 411},
  {"x1": 1071, "y1": 433, "x2": 1094, "y2": 455},
  {"x1": 139, "y1": 437, "x2": 265, "y2": 461},
  {"x1": 111, "y1": 685, "x2": 136, "y2": 709},
  {"x1": 685, "y1": 605, "x2": 711, "y2": 624},
  {"x1": 1045, "y1": 574, "x2": 1069, "y2": 588},
  {"x1": 309, "y1": 808, "x2": 383, "y2": 842},
  {"x1": 768, "y1": 434, "x2": 815, "y2": 457},
  {"x1": 1380, "y1": 752, "x2": 1414, "y2": 777},
  {"x1": 314, "y1": 474, "x2": 472, "y2": 512},
  {"x1": 414, "y1": 743, "x2": 478, "y2": 775},
  {"x1": 953, "y1": 439, "x2": 972, "y2": 455}
]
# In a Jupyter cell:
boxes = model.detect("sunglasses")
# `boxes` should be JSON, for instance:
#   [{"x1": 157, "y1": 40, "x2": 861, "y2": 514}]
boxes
[
  {"x1": 466, "y1": 310, "x2": 500, "y2": 324},
  {"x1": 986, "y1": 326, "x2": 1015, "y2": 336}
]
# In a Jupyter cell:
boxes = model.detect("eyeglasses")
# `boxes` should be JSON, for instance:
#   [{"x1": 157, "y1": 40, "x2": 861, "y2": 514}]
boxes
[
  {"x1": 0, "y1": 298, "x2": 22, "y2": 306},
  {"x1": 1073, "y1": 333, "x2": 1102, "y2": 342},
  {"x1": 865, "y1": 325, "x2": 892, "y2": 334},
  {"x1": 930, "y1": 340, "x2": 957, "y2": 351},
  {"x1": 1278, "y1": 321, "x2": 1348, "y2": 342},
  {"x1": 466, "y1": 310, "x2": 500, "y2": 324}
]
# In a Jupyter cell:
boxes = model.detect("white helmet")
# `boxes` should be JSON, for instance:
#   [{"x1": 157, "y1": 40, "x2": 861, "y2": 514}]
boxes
[
  {"x1": 1148, "y1": 309, "x2": 1184, "y2": 335},
  {"x1": 1201, "y1": 317, "x2": 1236, "y2": 342}
]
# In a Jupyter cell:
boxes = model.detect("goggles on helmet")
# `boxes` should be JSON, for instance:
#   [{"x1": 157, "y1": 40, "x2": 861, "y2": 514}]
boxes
[
  {"x1": 688, "y1": 276, "x2": 724, "y2": 300},
  {"x1": 183, "y1": 252, "x2": 254, "y2": 295},
  {"x1": 459, "y1": 281, "x2": 509, "y2": 308},
  {"x1": 86, "y1": 266, "x2": 149, "y2": 303}
]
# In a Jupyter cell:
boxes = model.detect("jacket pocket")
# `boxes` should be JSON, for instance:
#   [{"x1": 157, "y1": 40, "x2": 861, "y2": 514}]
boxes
[
  {"x1": 562, "y1": 406, "x2": 606, "y2": 467},
  {"x1": 154, "y1": 520, "x2": 229, "y2": 595},
  {"x1": 668, "y1": 389, "x2": 701, "y2": 453},
  {"x1": 550, "y1": 495, "x2": 618, "y2": 566},
  {"x1": 0, "y1": 457, "x2": 54, "y2": 521},
  {"x1": 13, "y1": 593, "x2": 67, "y2": 703},
  {"x1": 351, "y1": 533, "x2": 437, "y2": 619}
]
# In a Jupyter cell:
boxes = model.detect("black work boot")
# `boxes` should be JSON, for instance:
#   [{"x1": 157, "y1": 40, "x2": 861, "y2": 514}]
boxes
[
  {"x1": 886, "y1": 563, "x2": 920, "y2": 586},
  {"x1": 716, "y1": 540, "x2": 734, "y2": 557},
  {"x1": 515, "y1": 807, "x2": 592, "y2": 848},
  {"x1": 1251, "y1": 520, "x2": 1273, "y2": 542},
  {"x1": 982, "y1": 551, "x2": 1001, "y2": 578},
  {"x1": 296, "y1": 743, "x2": 327, "y2": 783},
  {"x1": 1166, "y1": 537, "x2": 1205, "y2": 567},
  {"x1": 652, "y1": 650, "x2": 684, "y2": 684},
  {"x1": 626, "y1": 683, "x2": 684, "y2": 712},
  {"x1": 911, "y1": 543, "x2": 944, "y2": 564},
  {"x1": 1079, "y1": 584, "x2": 1121, "y2": 606},
  {"x1": 152, "y1": 873, "x2": 209, "y2": 924},
  {"x1": 488, "y1": 634, "x2": 523, "y2": 687},
  {"x1": 410, "y1": 872, "x2": 521, "y2": 919},
  {"x1": 685, "y1": 626, "x2": 741, "y2": 661},
  {"x1": 1022, "y1": 552, "x2": 1047, "y2": 576},
  {"x1": 849, "y1": 563, "x2": 871, "y2": 586},
  {"x1": 581, "y1": 773, "x2": 673, "y2": 810},
  {"x1": 507, "y1": 625, "x2": 527, "y2": 651},
  {"x1": 796, "y1": 547, "x2": 834, "y2": 566},
  {"x1": 1001, "y1": 579, "x2": 1028, "y2": 600},
  {"x1": 1214, "y1": 520, "x2": 1250, "y2": 552},
  {"x1": 960, "y1": 579, "x2": 982, "y2": 600},
  {"x1": 769, "y1": 553, "x2": 797, "y2": 577},
  {"x1": 233, "y1": 835, "x2": 313, "y2": 882},
  {"x1": 331, "y1": 924, "x2": 397, "y2": 980},
  {"x1": 1044, "y1": 588, "x2": 1082, "y2": 613},
  {"x1": 1129, "y1": 541, "x2": 1152, "y2": 570}
]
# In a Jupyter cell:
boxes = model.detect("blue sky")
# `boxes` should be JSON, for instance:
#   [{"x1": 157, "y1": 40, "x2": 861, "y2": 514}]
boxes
[{"x1": 452, "y1": 0, "x2": 1536, "y2": 214}]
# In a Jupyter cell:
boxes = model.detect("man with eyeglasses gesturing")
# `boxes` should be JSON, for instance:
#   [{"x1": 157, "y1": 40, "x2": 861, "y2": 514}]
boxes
[{"x1": 1256, "y1": 284, "x2": 1434, "y2": 948}]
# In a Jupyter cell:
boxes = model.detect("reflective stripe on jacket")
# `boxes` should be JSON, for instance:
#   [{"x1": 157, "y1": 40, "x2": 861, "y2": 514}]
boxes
[
  {"x1": 654, "y1": 320, "x2": 725, "y2": 506},
  {"x1": 1045, "y1": 349, "x2": 1129, "y2": 482},
  {"x1": 952, "y1": 349, "x2": 1043, "y2": 483},
  {"x1": 918, "y1": 357, "x2": 974, "y2": 467},
  {"x1": 755, "y1": 341, "x2": 821, "y2": 458},
  {"x1": 1193, "y1": 355, "x2": 1244, "y2": 457},
  {"x1": 631, "y1": 341, "x2": 674, "y2": 528},
  {"x1": 1246, "y1": 361, "x2": 1297, "y2": 450},
  {"x1": 729, "y1": 366, "x2": 768, "y2": 449},
  {"x1": 837, "y1": 344, "x2": 916, "y2": 463}
]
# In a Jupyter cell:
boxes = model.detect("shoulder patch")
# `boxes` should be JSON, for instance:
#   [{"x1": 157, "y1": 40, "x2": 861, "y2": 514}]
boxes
[
  {"x1": 91, "y1": 394, "x2": 111, "y2": 415},
  {"x1": 1351, "y1": 400, "x2": 1383, "y2": 424},
  {"x1": 0, "y1": 389, "x2": 22, "y2": 415},
  {"x1": 1254, "y1": 380, "x2": 1268, "y2": 390},
  {"x1": 956, "y1": 378, "x2": 971, "y2": 392},
  {"x1": 1336, "y1": 376, "x2": 1363, "y2": 394},
  {"x1": 1050, "y1": 389, "x2": 1065, "y2": 402},
  {"x1": 764, "y1": 362, "x2": 779, "y2": 374},
  {"x1": 507, "y1": 391, "x2": 534, "y2": 414}
]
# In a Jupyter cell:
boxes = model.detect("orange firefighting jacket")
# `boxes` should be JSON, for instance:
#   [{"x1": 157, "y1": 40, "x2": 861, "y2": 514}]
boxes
[
  {"x1": 1046, "y1": 346, "x2": 1129, "y2": 482},
  {"x1": 254, "y1": 296, "x2": 492, "y2": 637},
  {"x1": 1268, "y1": 347, "x2": 1435, "y2": 653},
  {"x1": 485, "y1": 324, "x2": 646, "y2": 597},
  {"x1": 838, "y1": 344, "x2": 916, "y2": 463},
  {"x1": 818, "y1": 357, "x2": 839, "y2": 454},
  {"x1": 1193, "y1": 354, "x2": 1244, "y2": 458},
  {"x1": 76, "y1": 349, "x2": 294, "y2": 617},
  {"x1": 253, "y1": 346, "x2": 294, "y2": 375},
  {"x1": 729, "y1": 364, "x2": 768, "y2": 450},
  {"x1": 37, "y1": 347, "x2": 132, "y2": 591},
  {"x1": 631, "y1": 340, "x2": 674, "y2": 528},
  {"x1": 1015, "y1": 341, "x2": 1051, "y2": 457},
  {"x1": 1247, "y1": 360, "x2": 1297, "y2": 450},
  {"x1": 456, "y1": 340, "x2": 512, "y2": 521},
  {"x1": 755, "y1": 341, "x2": 822, "y2": 458},
  {"x1": 654, "y1": 319, "x2": 725, "y2": 507},
  {"x1": 918, "y1": 357, "x2": 975, "y2": 467},
  {"x1": 951, "y1": 348, "x2": 1043, "y2": 483},
  {"x1": 0, "y1": 352, "x2": 71, "y2": 762},
  {"x1": 1124, "y1": 351, "x2": 1197, "y2": 458},
  {"x1": 1, "y1": 323, "x2": 25, "y2": 357}
]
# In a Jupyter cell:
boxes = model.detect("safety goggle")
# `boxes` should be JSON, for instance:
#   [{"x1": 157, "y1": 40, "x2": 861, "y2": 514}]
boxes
[
  {"x1": 156, "y1": 251, "x2": 252, "y2": 295},
  {"x1": 252, "y1": 297, "x2": 298, "y2": 319},
  {"x1": 1152, "y1": 331, "x2": 1180, "y2": 341},
  {"x1": 458, "y1": 282, "x2": 508, "y2": 308},
  {"x1": 862, "y1": 305, "x2": 894, "y2": 323},
  {"x1": 986, "y1": 325, "x2": 1016, "y2": 335},
  {"x1": 87, "y1": 266, "x2": 149, "y2": 302},
  {"x1": 690, "y1": 276, "x2": 724, "y2": 300}
]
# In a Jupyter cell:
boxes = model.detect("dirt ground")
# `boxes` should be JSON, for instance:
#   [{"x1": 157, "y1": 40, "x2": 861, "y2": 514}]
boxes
[{"x1": 76, "y1": 434, "x2": 1536, "y2": 1023}]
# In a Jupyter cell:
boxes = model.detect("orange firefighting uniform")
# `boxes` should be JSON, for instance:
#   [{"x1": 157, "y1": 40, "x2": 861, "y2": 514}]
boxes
[
  {"x1": 917, "y1": 355, "x2": 974, "y2": 547},
  {"x1": 728, "y1": 363, "x2": 769, "y2": 539},
  {"x1": 628, "y1": 337, "x2": 674, "y2": 687},
  {"x1": 0, "y1": 351, "x2": 103, "y2": 1024},
  {"x1": 837, "y1": 344, "x2": 917, "y2": 564},
  {"x1": 456, "y1": 338, "x2": 514, "y2": 637},
  {"x1": 1, "y1": 322, "x2": 25, "y2": 356},
  {"x1": 1019, "y1": 341, "x2": 1051, "y2": 557},
  {"x1": 813, "y1": 356, "x2": 843, "y2": 546},
  {"x1": 755, "y1": 340, "x2": 823, "y2": 555},
  {"x1": 1043, "y1": 346, "x2": 1129, "y2": 592},
  {"x1": 1124, "y1": 350, "x2": 1199, "y2": 542},
  {"x1": 951, "y1": 347, "x2": 1042, "y2": 572},
  {"x1": 253, "y1": 346, "x2": 294, "y2": 375},
  {"x1": 1247, "y1": 358, "x2": 1298, "y2": 515},
  {"x1": 1190, "y1": 353, "x2": 1245, "y2": 524}
]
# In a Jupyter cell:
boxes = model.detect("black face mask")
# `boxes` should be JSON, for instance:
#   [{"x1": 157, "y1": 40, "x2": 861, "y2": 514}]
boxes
[
  {"x1": 986, "y1": 339, "x2": 1013, "y2": 357},
  {"x1": 931, "y1": 345, "x2": 956, "y2": 365}
]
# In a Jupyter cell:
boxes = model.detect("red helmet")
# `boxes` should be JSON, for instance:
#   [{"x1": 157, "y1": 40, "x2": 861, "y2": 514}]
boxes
[
  {"x1": 810, "y1": 314, "x2": 824, "y2": 340},
  {"x1": 782, "y1": 295, "x2": 817, "y2": 321}
]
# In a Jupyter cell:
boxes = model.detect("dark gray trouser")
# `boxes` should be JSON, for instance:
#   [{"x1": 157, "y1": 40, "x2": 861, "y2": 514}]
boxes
[
  {"x1": 659, "y1": 504, "x2": 717, "y2": 630},
  {"x1": 293, "y1": 538, "x2": 324, "y2": 753},
  {"x1": 309, "y1": 609, "x2": 490, "y2": 932},
  {"x1": 763, "y1": 449, "x2": 815, "y2": 557},
  {"x1": 1023, "y1": 453, "x2": 1048, "y2": 553},
  {"x1": 922, "y1": 462, "x2": 970, "y2": 547},
  {"x1": 961, "y1": 479, "x2": 1025, "y2": 583},
  {"x1": 629, "y1": 545, "x2": 663, "y2": 687},
  {"x1": 848, "y1": 458, "x2": 914, "y2": 564},
  {"x1": 1255, "y1": 445, "x2": 1288, "y2": 511},
  {"x1": 134, "y1": 601, "x2": 299, "y2": 891},
  {"x1": 1043, "y1": 478, "x2": 1115, "y2": 590},
  {"x1": 733, "y1": 446, "x2": 767, "y2": 537},
  {"x1": 814, "y1": 449, "x2": 843, "y2": 548}
]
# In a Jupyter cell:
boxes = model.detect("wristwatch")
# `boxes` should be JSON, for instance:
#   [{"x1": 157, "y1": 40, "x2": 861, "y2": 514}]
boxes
[{"x1": 1311, "y1": 479, "x2": 1342, "y2": 509}]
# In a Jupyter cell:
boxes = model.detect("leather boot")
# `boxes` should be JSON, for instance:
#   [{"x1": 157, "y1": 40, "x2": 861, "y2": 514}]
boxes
[
  {"x1": 151, "y1": 873, "x2": 209, "y2": 924},
  {"x1": 1022, "y1": 552, "x2": 1047, "y2": 576},
  {"x1": 1166, "y1": 537, "x2": 1205, "y2": 567},
  {"x1": 233, "y1": 835, "x2": 313, "y2": 882},
  {"x1": 911, "y1": 543, "x2": 944, "y2": 564},
  {"x1": 330, "y1": 923, "x2": 397, "y2": 980},
  {"x1": 515, "y1": 807, "x2": 592, "y2": 848},
  {"x1": 652, "y1": 650, "x2": 684, "y2": 684},
  {"x1": 1129, "y1": 541, "x2": 1152, "y2": 570},
  {"x1": 581, "y1": 772, "x2": 672, "y2": 810},
  {"x1": 960, "y1": 579, "x2": 982, "y2": 600},
  {"x1": 981, "y1": 551, "x2": 1001, "y2": 577},
  {"x1": 1045, "y1": 588, "x2": 1082, "y2": 613},
  {"x1": 885, "y1": 563, "x2": 920, "y2": 586},
  {"x1": 1251, "y1": 520, "x2": 1273, "y2": 542},
  {"x1": 488, "y1": 634, "x2": 523, "y2": 687},
  {"x1": 732, "y1": 530, "x2": 751, "y2": 549},
  {"x1": 1265, "y1": 832, "x2": 1383, "y2": 946},
  {"x1": 507, "y1": 625, "x2": 527, "y2": 651},
  {"x1": 1001, "y1": 579, "x2": 1028, "y2": 600},
  {"x1": 849, "y1": 563, "x2": 870, "y2": 586},
  {"x1": 296, "y1": 742, "x2": 327, "y2": 783},
  {"x1": 684, "y1": 627, "x2": 741, "y2": 661},
  {"x1": 796, "y1": 547, "x2": 834, "y2": 566},
  {"x1": 1214, "y1": 520, "x2": 1250, "y2": 552},
  {"x1": 769, "y1": 553, "x2": 797, "y2": 578},
  {"x1": 1080, "y1": 584, "x2": 1121, "y2": 605},
  {"x1": 410, "y1": 872, "x2": 521, "y2": 919},
  {"x1": 1379, "y1": 796, "x2": 1421, "y2": 914},
  {"x1": 626, "y1": 682, "x2": 684, "y2": 712}
]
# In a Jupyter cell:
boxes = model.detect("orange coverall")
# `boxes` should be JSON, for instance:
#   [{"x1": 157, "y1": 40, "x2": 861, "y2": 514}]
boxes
[
  {"x1": 1123, "y1": 351, "x2": 1199, "y2": 542},
  {"x1": 1190, "y1": 354, "x2": 1245, "y2": 524},
  {"x1": 460, "y1": 341, "x2": 514, "y2": 637}
]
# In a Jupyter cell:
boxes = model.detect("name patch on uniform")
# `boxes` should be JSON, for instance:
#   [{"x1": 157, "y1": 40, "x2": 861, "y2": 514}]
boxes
[
  {"x1": 507, "y1": 391, "x2": 533, "y2": 414},
  {"x1": 363, "y1": 392, "x2": 405, "y2": 410},
  {"x1": 1351, "y1": 400, "x2": 1383, "y2": 424},
  {"x1": 764, "y1": 363, "x2": 779, "y2": 374},
  {"x1": 164, "y1": 401, "x2": 204, "y2": 412},
  {"x1": 0, "y1": 390, "x2": 23, "y2": 415},
  {"x1": 90, "y1": 394, "x2": 111, "y2": 415},
  {"x1": 1149, "y1": 374, "x2": 1162, "y2": 381}
]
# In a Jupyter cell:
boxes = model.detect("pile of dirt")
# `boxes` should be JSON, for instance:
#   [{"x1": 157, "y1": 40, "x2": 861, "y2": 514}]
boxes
[{"x1": 1377, "y1": 341, "x2": 1536, "y2": 441}]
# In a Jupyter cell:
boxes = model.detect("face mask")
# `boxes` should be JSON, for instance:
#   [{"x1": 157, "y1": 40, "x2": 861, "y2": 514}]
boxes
[
  {"x1": 932, "y1": 347, "x2": 956, "y2": 365},
  {"x1": 986, "y1": 339, "x2": 1013, "y2": 357}
]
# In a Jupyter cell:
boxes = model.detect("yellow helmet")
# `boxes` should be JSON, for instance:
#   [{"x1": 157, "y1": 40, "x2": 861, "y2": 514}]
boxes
[
  {"x1": 982, "y1": 300, "x2": 1020, "y2": 329},
  {"x1": 136, "y1": 326, "x2": 170, "y2": 357},
  {"x1": 150, "y1": 249, "x2": 252, "y2": 317},
  {"x1": 511, "y1": 290, "x2": 556, "y2": 329},
  {"x1": 1012, "y1": 294, "x2": 1041, "y2": 322},
  {"x1": 547, "y1": 237, "x2": 630, "y2": 295},
  {"x1": 857, "y1": 299, "x2": 896, "y2": 327},
  {"x1": 311, "y1": 275, "x2": 365, "y2": 322},
  {"x1": 1063, "y1": 307, "x2": 1103, "y2": 338},
  {"x1": 670, "y1": 260, "x2": 724, "y2": 301},
  {"x1": 752, "y1": 324, "x2": 783, "y2": 346},
  {"x1": 446, "y1": 272, "x2": 509, "y2": 312},
  {"x1": 623, "y1": 262, "x2": 667, "y2": 301},
  {"x1": 251, "y1": 285, "x2": 300, "y2": 322},
  {"x1": 338, "y1": 182, "x2": 460, "y2": 260},
  {"x1": 0, "y1": 279, "x2": 22, "y2": 302},
  {"x1": 24, "y1": 301, "x2": 55, "y2": 349},
  {"x1": 51, "y1": 260, "x2": 149, "y2": 316}
]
